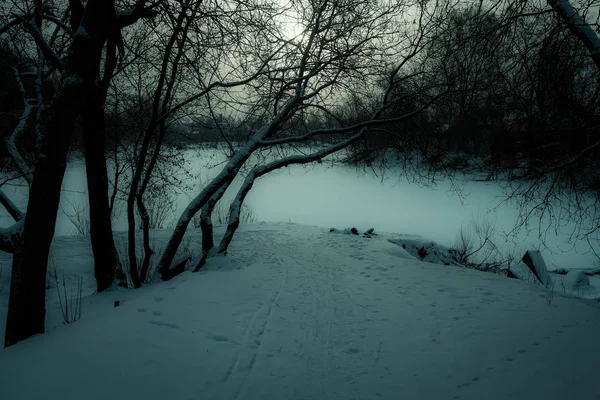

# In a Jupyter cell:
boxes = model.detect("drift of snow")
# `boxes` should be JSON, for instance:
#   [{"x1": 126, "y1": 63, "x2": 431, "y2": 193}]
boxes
[
  {"x1": 564, "y1": 270, "x2": 590, "y2": 291},
  {"x1": 0, "y1": 223, "x2": 599, "y2": 399}
]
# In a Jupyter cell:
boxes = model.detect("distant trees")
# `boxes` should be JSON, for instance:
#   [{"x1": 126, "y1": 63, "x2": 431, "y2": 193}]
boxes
[{"x1": 350, "y1": 1, "x2": 600, "y2": 175}]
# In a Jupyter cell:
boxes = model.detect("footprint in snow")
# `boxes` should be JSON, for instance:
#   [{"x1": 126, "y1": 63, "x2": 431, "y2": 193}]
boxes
[
  {"x1": 155, "y1": 297, "x2": 164, "y2": 303},
  {"x1": 152, "y1": 311, "x2": 162, "y2": 316},
  {"x1": 137, "y1": 308, "x2": 148, "y2": 313},
  {"x1": 206, "y1": 334, "x2": 240, "y2": 345},
  {"x1": 150, "y1": 321, "x2": 180, "y2": 329}
]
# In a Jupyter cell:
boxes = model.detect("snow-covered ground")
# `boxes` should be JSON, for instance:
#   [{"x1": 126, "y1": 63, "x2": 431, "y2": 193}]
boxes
[
  {"x1": 1, "y1": 149, "x2": 598, "y2": 272},
  {"x1": 1, "y1": 223, "x2": 599, "y2": 399}
]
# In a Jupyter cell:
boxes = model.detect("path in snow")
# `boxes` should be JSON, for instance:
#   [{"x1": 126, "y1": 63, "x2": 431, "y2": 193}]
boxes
[{"x1": 0, "y1": 223, "x2": 599, "y2": 400}]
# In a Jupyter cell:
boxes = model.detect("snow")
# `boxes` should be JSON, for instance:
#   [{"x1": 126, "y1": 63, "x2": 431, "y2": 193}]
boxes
[
  {"x1": 564, "y1": 270, "x2": 590, "y2": 291},
  {"x1": 525, "y1": 250, "x2": 553, "y2": 288},
  {"x1": 1, "y1": 149, "x2": 598, "y2": 274},
  {"x1": 1, "y1": 223, "x2": 600, "y2": 399}
]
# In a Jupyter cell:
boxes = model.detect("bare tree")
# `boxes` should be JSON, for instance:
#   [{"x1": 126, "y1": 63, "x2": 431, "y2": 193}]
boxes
[
  {"x1": 155, "y1": 0, "x2": 454, "y2": 277},
  {"x1": 1, "y1": 0, "x2": 157, "y2": 347}
]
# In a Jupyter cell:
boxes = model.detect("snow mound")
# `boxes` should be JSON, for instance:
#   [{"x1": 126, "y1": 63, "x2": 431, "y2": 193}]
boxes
[
  {"x1": 564, "y1": 270, "x2": 590, "y2": 291},
  {"x1": 510, "y1": 262, "x2": 542, "y2": 285},
  {"x1": 387, "y1": 235, "x2": 458, "y2": 266}
]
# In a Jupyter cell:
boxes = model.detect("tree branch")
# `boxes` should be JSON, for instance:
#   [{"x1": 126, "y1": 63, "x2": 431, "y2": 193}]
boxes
[
  {"x1": 0, "y1": 220, "x2": 23, "y2": 253},
  {"x1": 218, "y1": 129, "x2": 366, "y2": 254},
  {"x1": 0, "y1": 190, "x2": 24, "y2": 222},
  {"x1": 547, "y1": 0, "x2": 600, "y2": 70},
  {"x1": 6, "y1": 68, "x2": 34, "y2": 184},
  {"x1": 117, "y1": 0, "x2": 161, "y2": 28},
  {"x1": 18, "y1": 15, "x2": 64, "y2": 71}
]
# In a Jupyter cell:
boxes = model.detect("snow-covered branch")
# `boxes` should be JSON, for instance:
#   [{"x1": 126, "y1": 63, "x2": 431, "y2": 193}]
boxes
[
  {"x1": 0, "y1": 190, "x2": 24, "y2": 222},
  {"x1": 547, "y1": 0, "x2": 600, "y2": 70},
  {"x1": 217, "y1": 129, "x2": 366, "y2": 254},
  {"x1": 0, "y1": 220, "x2": 23, "y2": 253},
  {"x1": 117, "y1": 0, "x2": 162, "y2": 28},
  {"x1": 157, "y1": 94, "x2": 302, "y2": 277},
  {"x1": 19, "y1": 15, "x2": 64, "y2": 71},
  {"x1": 6, "y1": 68, "x2": 34, "y2": 184}
]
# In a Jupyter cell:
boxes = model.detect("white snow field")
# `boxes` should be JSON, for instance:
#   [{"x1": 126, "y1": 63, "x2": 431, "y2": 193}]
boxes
[
  {"x1": 1, "y1": 150, "x2": 599, "y2": 272},
  {"x1": 1, "y1": 223, "x2": 599, "y2": 400}
]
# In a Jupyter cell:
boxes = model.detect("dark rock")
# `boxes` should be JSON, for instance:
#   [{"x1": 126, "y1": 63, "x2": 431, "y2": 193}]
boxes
[{"x1": 363, "y1": 228, "x2": 376, "y2": 238}]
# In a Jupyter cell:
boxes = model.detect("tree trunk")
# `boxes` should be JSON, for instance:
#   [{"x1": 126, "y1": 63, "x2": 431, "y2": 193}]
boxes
[
  {"x1": 218, "y1": 131, "x2": 365, "y2": 254},
  {"x1": 126, "y1": 198, "x2": 142, "y2": 288},
  {"x1": 82, "y1": 87, "x2": 120, "y2": 292},
  {"x1": 5, "y1": 79, "x2": 84, "y2": 347},
  {"x1": 200, "y1": 188, "x2": 229, "y2": 254},
  {"x1": 200, "y1": 205, "x2": 215, "y2": 253},
  {"x1": 547, "y1": 0, "x2": 600, "y2": 70},
  {"x1": 157, "y1": 96, "x2": 300, "y2": 277},
  {"x1": 5, "y1": 0, "x2": 119, "y2": 347},
  {"x1": 137, "y1": 194, "x2": 154, "y2": 283}
]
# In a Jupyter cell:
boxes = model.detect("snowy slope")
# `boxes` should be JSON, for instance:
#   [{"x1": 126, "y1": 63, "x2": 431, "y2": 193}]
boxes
[{"x1": 0, "y1": 223, "x2": 599, "y2": 400}]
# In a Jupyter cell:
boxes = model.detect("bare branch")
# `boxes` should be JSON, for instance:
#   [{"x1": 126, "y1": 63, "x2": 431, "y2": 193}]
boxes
[
  {"x1": 0, "y1": 220, "x2": 23, "y2": 253},
  {"x1": 18, "y1": 15, "x2": 64, "y2": 71},
  {"x1": 0, "y1": 17, "x2": 20, "y2": 36},
  {"x1": 0, "y1": 190, "x2": 24, "y2": 222},
  {"x1": 5, "y1": 68, "x2": 34, "y2": 184}
]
